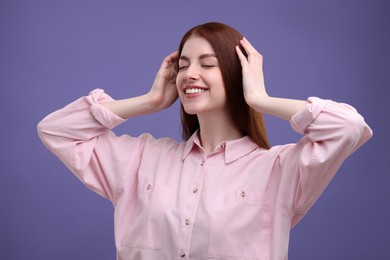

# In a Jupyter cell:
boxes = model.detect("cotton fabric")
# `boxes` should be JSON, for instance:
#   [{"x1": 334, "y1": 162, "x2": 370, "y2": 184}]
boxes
[{"x1": 37, "y1": 89, "x2": 372, "y2": 260}]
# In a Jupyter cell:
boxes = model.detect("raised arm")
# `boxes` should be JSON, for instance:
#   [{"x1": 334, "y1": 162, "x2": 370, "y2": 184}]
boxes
[
  {"x1": 37, "y1": 51, "x2": 179, "y2": 201},
  {"x1": 236, "y1": 37, "x2": 307, "y2": 120},
  {"x1": 236, "y1": 37, "x2": 373, "y2": 225},
  {"x1": 102, "y1": 51, "x2": 179, "y2": 119}
]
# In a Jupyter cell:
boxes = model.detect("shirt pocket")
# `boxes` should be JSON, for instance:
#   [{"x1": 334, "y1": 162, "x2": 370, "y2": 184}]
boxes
[
  {"x1": 208, "y1": 190, "x2": 272, "y2": 260},
  {"x1": 122, "y1": 181, "x2": 171, "y2": 250}
]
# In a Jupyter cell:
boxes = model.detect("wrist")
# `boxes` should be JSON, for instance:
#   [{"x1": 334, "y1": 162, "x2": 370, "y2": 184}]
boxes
[
  {"x1": 245, "y1": 92, "x2": 271, "y2": 112},
  {"x1": 145, "y1": 91, "x2": 166, "y2": 113}
]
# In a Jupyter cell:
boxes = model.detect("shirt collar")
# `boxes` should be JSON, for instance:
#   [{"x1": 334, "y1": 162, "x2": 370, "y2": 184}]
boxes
[
  {"x1": 182, "y1": 130, "x2": 201, "y2": 160},
  {"x1": 182, "y1": 130, "x2": 259, "y2": 164}
]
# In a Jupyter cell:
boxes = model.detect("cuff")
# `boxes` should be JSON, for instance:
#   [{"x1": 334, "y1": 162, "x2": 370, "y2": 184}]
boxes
[
  {"x1": 290, "y1": 97, "x2": 330, "y2": 134},
  {"x1": 88, "y1": 89, "x2": 127, "y2": 129}
]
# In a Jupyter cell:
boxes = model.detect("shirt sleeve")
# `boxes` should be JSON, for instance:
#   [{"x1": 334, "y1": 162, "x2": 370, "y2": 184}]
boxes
[
  {"x1": 278, "y1": 97, "x2": 373, "y2": 227},
  {"x1": 37, "y1": 89, "x2": 153, "y2": 202}
]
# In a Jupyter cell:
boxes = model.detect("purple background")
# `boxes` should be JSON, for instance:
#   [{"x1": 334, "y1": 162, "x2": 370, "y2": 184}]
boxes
[{"x1": 1, "y1": 0, "x2": 389, "y2": 259}]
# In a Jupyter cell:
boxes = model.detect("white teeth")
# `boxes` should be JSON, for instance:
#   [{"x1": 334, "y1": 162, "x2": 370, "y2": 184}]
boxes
[{"x1": 185, "y1": 88, "x2": 206, "y2": 94}]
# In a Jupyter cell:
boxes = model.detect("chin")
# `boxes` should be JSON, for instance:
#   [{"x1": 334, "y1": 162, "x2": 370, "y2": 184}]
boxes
[
  {"x1": 182, "y1": 108, "x2": 199, "y2": 115},
  {"x1": 181, "y1": 103, "x2": 203, "y2": 115}
]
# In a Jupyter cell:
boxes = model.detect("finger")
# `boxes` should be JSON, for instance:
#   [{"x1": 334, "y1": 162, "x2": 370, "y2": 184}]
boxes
[
  {"x1": 239, "y1": 38, "x2": 251, "y2": 55},
  {"x1": 164, "y1": 51, "x2": 179, "y2": 64},
  {"x1": 242, "y1": 37, "x2": 255, "y2": 50},
  {"x1": 241, "y1": 37, "x2": 263, "y2": 58},
  {"x1": 235, "y1": 45, "x2": 247, "y2": 63},
  {"x1": 160, "y1": 51, "x2": 179, "y2": 71},
  {"x1": 169, "y1": 50, "x2": 179, "y2": 59}
]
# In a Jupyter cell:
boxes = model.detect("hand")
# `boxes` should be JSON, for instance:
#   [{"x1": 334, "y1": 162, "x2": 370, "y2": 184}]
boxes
[
  {"x1": 236, "y1": 38, "x2": 307, "y2": 120},
  {"x1": 148, "y1": 51, "x2": 179, "y2": 111},
  {"x1": 236, "y1": 37, "x2": 269, "y2": 108}
]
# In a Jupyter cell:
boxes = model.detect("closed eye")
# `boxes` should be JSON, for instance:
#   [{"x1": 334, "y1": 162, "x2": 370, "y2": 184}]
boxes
[
  {"x1": 178, "y1": 65, "x2": 188, "y2": 71},
  {"x1": 202, "y1": 65, "x2": 215, "y2": 68}
]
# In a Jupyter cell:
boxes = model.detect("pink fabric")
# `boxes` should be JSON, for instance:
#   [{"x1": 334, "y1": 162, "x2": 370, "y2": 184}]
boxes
[{"x1": 37, "y1": 89, "x2": 372, "y2": 260}]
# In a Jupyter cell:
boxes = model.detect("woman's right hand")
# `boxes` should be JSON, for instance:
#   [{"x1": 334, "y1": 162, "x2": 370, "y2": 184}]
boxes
[
  {"x1": 147, "y1": 51, "x2": 179, "y2": 112},
  {"x1": 101, "y1": 51, "x2": 179, "y2": 119}
]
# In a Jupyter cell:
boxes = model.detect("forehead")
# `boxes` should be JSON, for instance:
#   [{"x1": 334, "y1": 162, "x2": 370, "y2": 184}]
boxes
[{"x1": 181, "y1": 36, "x2": 215, "y2": 57}]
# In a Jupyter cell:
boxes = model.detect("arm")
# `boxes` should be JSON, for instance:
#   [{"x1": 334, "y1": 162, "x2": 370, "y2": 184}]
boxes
[
  {"x1": 37, "y1": 89, "x2": 130, "y2": 200},
  {"x1": 283, "y1": 98, "x2": 372, "y2": 226},
  {"x1": 37, "y1": 51, "x2": 179, "y2": 201},
  {"x1": 236, "y1": 37, "x2": 307, "y2": 120},
  {"x1": 236, "y1": 37, "x2": 373, "y2": 225}
]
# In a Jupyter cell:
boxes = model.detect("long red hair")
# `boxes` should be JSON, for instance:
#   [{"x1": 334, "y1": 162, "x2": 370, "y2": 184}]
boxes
[{"x1": 177, "y1": 22, "x2": 270, "y2": 149}]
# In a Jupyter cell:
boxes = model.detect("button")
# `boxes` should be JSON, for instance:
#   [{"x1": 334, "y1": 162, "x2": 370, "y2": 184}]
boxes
[
  {"x1": 185, "y1": 219, "x2": 190, "y2": 225},
  {"x1": 220, "y1": 144, "x2": 225, "y2": 149},
  {"x1": 201, "y1": 160, "x2": 205, "y2": 166},
  {"x1": 241, "y1": 191, "x2": 246, "y2": 197},
  {"x1": 146, "y1": 184, "x2": 152, "y2": 190},
  {"x1": 179, "y1": 250, "x2": 186, "y2": 257},
  {"x1": 192, "y1": 187, "x2": 198, "y2": 194}
]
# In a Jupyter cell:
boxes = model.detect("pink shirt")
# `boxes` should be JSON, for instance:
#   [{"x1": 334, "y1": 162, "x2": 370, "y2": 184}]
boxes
[{"x1": 37, "y1": 89, "x2": 372, "y2": 260}]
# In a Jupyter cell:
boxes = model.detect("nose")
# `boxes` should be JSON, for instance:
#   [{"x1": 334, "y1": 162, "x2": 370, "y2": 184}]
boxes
[{"x1": 185, "y1": 64, "x2": 200, "y2": 81}]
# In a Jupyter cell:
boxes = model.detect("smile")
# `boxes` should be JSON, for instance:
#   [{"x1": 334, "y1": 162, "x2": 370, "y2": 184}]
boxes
[{"x1": 185, "y1": 88, "x2": 207, "y2": 94}]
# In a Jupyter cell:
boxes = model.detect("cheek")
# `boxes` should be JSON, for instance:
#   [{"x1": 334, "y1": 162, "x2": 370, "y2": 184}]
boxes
[
  {"x1": 176, "y1": 73, "x2": 183, "y2": 89},
  {"x1": 176, "y1": 74, "x2": 185, "y2": 100}
]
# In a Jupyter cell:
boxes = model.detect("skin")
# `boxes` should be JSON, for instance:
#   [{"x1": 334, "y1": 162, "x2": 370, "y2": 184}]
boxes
[
  {"x1": 177, "y1": 36, "x2": 227, "y2": 116},
  {"x1": 176, "y1": 36, "x2": 243, "y2": 152},
  {"x1": 102, "y1": 36, "x2": 307, "y2": 154}
]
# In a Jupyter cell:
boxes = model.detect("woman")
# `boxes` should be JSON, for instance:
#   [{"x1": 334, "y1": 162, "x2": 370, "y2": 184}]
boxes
[{"x1": 37, "y1": 22, "x2": 372, "y2": 260}]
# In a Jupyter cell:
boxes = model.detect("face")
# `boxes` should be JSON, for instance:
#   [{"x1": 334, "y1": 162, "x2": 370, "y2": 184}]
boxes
[{"x1": 176, "y1": 36, "x2": 227, "y2": 116}]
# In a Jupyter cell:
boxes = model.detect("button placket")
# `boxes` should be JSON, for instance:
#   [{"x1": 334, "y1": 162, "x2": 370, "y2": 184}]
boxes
[
  {"x1": 200, "y1": 160, "x2": 205, "y2": 166},
  {"x1": 178, "y1": 156, "x2": 206, "y2": 259}
]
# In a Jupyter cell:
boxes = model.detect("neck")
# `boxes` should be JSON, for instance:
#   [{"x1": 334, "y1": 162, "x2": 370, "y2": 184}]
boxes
[{"x1": 197, "y1": 111, "x2": 243, "y2": 155}]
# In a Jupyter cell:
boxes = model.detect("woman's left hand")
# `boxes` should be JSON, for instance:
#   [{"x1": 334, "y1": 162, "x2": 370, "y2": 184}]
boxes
[
  {"x1": 236, "y1": 37, "x2": 269, "y2": 108},
  {"x1": 236, "y1": 37, "x2": 307, "y2": 120}
]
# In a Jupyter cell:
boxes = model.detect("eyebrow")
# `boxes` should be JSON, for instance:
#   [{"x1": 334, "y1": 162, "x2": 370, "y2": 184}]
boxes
[{"x1": 179, "y1": 53, "x2": 217, "y2": 61}]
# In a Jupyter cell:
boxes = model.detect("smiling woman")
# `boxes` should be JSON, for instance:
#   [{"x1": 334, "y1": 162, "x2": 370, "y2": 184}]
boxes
[
  {"x1": 37, "y1": 22, "x2": 372, "y2": 260},
  {"x1": 177, "y1": 37, "x2": 229, "y2": 130},
  {"x1": 177, "y1": 23, "x2": 270, "y2": 150}
]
